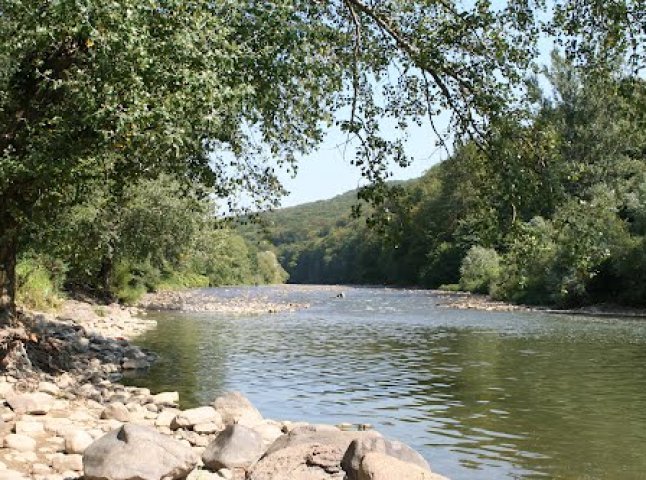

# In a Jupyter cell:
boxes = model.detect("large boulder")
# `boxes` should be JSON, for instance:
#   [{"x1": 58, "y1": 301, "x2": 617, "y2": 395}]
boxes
[
  {"x1": 341, "y1": 436, "x2": 430, "y2": 480},
  {"x1": 171, "y1": 407, "x2": 222, "y2": 430},
  {"x1": 358, "y1": 452, "x2": 449, "y2": 480},
  {"x1": 202, "y1": 424, "x2": 264, "y2": 471},
  {"x1": 212, "y1": 392, "x2": 262, "y2": 426},
  {"x1": 247, "y1": 427, "x2": 381, "y2": 480},
  {"x1": 83, "y1": 424, "x2": 199, "y2": 480}
]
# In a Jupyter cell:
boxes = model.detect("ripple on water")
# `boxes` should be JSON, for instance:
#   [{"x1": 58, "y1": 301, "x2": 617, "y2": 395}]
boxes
[{"x1": 124, "y1": 285, "x2": 646, "y2": 480}]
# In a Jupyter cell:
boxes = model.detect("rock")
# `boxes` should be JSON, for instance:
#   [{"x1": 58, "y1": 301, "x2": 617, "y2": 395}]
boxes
[
  {"x1": 212, "y1": 392, "x2": 263, "y2": 427},
  {"x1": 38, "y1": 382, "x2": 60, "y2": 396},
  {"x1": 186, "y1": 469, "x2": 220, "y2": 480},
  {"x1": 155, "y1": 408, "x2": 180, "y2": 427},
  {"x1": 194, "y1": 422, "x2": 220, "y2": 434},
  {"x1": 31, "y1": 463, "x2": 51, "y2": 475},
  {"x1": 122, "y1": 358, "x2": 150, "y2": 370},
  {"x1": 202, "y1": 425, "x2": 264, "y2": 471},
  {"x1": 152, "y1": 391, "x2": 179, "y2": 405},
  {"x1": 290, "y1": 424, "x2": 340, "y2": 435},
  {"x1": 0, "y1": 382, "x2": 15, "y2": 400},
  {"x1": 4, "y1": 434, "x2": 36, "y2": 452},
  {"x1": 64, "y1": 430, "x2": 94, "y2": 454},
  {"x1": 248, "y1": 429, "x2": 381, "y2": 480},
  {"x1": 100, "y1": 402, "x2": 131, "y2": 422},
  {"x1": 179, "y1": 430, "x2": 211, "y2": 448},
  {"x1": 6, "y1": 392, "x2": 54, "y2": 415},
  {"x1": 43, "y1": 436, "x2": 66, "y2": 453},
  {"x1": 44, "y1": 417, "x2": 72, "y2": 435},
  {"x1": 14, "y1": 420, "x2": 45, "y2": 436},
  {"x1": 172, "y1": 407, "x2": 221, "y2": 430},
  {"x1": 357, "y1": 452, "x2": 449, "y2": 480},
  {"x1": 341, "y1": 436, "x2": 430, "y2": 480},
  {"x1": 83, "y1": 424, "x2": 198, "y2": 480},
  {"x1": 219, "y1": 469, "x2": 234, "y2": 480},
  {"x1": 250, "y1": 422, "x2": 283, "y2": 449},
  {"x1": 0, "y1": 470, "x2": 28, "y2": 479},
  {"x1": 52, "y1": 453, "x2": 83, "y2": 472}
]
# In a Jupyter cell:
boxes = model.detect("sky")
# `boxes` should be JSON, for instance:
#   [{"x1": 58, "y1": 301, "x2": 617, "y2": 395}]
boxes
[
  {"x1": 271, "y1": 2, "x2": 559, "y2": 210},
  {"x1": 276, "y1": 120, "x2": 449, "y2": 208}
]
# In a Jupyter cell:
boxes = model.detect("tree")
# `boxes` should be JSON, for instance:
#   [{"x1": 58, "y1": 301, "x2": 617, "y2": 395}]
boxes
[{"x1": 2, "y1": 0, "x2": 636, "y2": 322}]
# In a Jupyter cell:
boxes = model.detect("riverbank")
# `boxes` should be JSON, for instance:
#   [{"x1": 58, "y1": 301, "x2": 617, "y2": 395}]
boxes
[
  {"x1": 138, "y1": 289, "x2": 310, "y2": 314},
  {"x1": 0, "y1": 299, "x2": 447, "y2": 479},
  {"x1": 432, "y1": 290, "x2": 646, "y2": 318}
]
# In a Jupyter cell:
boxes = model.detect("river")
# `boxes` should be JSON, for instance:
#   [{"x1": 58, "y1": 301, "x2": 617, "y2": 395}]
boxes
[{"x1": 123, "y1": 285, "x2": 646, "y2": 479}]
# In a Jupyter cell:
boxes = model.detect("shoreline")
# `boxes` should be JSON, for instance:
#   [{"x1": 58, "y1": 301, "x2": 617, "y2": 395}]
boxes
[
  {"x1": 0, "y1": 298, "x2": 446, "y2": 480},
  {"x1": 431, "y1": 289, "x2": 646, "y2": 318},
  {"x1": 141, "y1": 283, "x2": 646, "y2": 319},
  {"x1": 138, "y1": 288, "x2": 310, "y2": 315}
]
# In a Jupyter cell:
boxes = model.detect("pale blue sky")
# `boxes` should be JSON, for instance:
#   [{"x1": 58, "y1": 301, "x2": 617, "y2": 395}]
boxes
[
  {"x1": 277, "y1": 119, "x2": 449, "y2": 208},
  {"x1": 273, "y1": 3, "x2": 558, "y2": 209}
]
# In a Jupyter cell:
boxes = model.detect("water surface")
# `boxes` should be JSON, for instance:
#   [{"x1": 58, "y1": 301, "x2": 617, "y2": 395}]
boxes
[{"x1": 124, "y1": 285, "x2": 646, "y2": 479}]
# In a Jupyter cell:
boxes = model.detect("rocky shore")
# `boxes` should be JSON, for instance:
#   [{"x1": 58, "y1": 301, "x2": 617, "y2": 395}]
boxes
[
  {"x1": 0, "y1": 301, "x2": 447, "y2": 480},
  {"x1": 433, "y1": 290, "x2": 646, "y2": 318},
  {"x1": 138, "y1": 290, "x2": 308, "y2": 315}
]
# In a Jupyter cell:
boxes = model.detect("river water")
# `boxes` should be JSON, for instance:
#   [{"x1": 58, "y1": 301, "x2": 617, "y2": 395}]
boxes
[{"x1": 123, "y1": 285, "x2": 646, "y2": 479}]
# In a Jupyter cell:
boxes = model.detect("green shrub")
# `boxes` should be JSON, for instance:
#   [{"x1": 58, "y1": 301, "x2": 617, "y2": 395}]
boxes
[
  {"x1": 459, "y1": 246, "x2": 501, "y2": 294},
  {"x1": 16, "y1": 257, "x2": 64, "y2": 311},
  {"x1": 438, "y1": 283, "x2": 462, "y2": 292},
  {"x1": 493, "y1": 217, "x2": 558, "y2": 305},
  {"x1": 255, "y1": 251, "x2": 289, "y2": 284},
  {"x1": 419, "y1": 242, "x2": 465, "y2": 288},
  {"x1": 110, "y1": 260, "x2": 150, "y2": 305},
  {"x1": 155, "y1": 270, "x2": 209, "y2": 291}
]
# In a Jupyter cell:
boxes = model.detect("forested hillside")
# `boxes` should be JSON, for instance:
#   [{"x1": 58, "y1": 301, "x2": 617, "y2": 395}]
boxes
[{"x1": 249, "y1": 56, "x2": 646, "y2": 308}]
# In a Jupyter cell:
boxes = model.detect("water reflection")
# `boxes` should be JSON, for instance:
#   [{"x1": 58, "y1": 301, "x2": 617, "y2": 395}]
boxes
[{"x1": 124, "y1": 286, "x2": 646, "y2": 479}]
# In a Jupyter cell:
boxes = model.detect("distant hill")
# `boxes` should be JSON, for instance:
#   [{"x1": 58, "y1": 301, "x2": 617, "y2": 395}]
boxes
[{"x1": 237, "y1": 177, "x2": 424, "y2": 284}]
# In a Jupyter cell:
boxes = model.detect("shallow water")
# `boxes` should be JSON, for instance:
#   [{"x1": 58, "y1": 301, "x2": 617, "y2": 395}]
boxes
[{"x1": 123, "y1": 285, "x2": 646, "y2": 479}]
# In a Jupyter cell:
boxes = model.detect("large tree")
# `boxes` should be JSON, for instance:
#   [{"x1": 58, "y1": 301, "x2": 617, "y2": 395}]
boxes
[{"x1": 0, "y1": 0, "x2": 639, "y2": 322}]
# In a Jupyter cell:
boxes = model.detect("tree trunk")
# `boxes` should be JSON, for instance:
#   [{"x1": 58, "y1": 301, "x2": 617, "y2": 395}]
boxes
[{"x1": 0, "y1": 229, "x2": 18, "y2": 327}]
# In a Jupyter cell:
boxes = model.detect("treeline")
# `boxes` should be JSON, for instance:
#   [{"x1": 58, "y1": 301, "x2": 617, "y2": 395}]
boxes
[
  {"x1": 251, "y1": 57, "x2": 646, "y2": 307},
  {"x1": 17, "y1": 174, "x2": 288, "y2": 309}
]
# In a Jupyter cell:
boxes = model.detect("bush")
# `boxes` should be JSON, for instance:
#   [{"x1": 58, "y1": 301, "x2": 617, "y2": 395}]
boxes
[
  {"x1": 459, "y1": 246, "x2": 501, "y2": 294},
  {"x1": 419, "y1": 242, "x2": 465, "y2": 288},
  {"x1": 16, "y1": 257, "x2": 64, "y2": 311},
  {"x1": 110, "y1": 260, "x2": 151, "y2": 305},
  {"x1": 155, "y1": 270, "x2": 210, "y2": 291},
  {"x1": 438, "y1": 283, "x2": 462, "y2": 292},
  {"x1": 255, "y1": 251, "x2": 289, "y2": 284},
  {"x1": 493, "y1": 217, "x2": 558, "y2": 305}
]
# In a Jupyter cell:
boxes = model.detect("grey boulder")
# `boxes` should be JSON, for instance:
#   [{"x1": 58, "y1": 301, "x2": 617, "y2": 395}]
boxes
[
  {"x1": 83, "y1": 424, "x2": 198, "y2": 480},
  {"x1": 202, "y1": 424, "x2": 264, "y2": 471},
  {"x1": 247, "y1": 428, "x2": 381, "y2": 480},
  {"x1": 341, "y1": 436, "x2": 430, "y2": 480}
]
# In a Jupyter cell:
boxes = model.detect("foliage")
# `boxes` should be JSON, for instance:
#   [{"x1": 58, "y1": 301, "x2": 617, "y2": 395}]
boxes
[
  {"x1": 459, "y1": 246, "x2": 501, "y2": 294},
  {"x1": 254, "y1": 55, "x2": 646, "y2": 307},
  {"x1": 255, "y1": 251, "x2": 289, "y2": 285},
  {"x1": 16, "y1": 256, "x2": 64, "y2": 311},
  {"x1": 1, "y1": 1, "x2": 643, "y2": 316}
]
